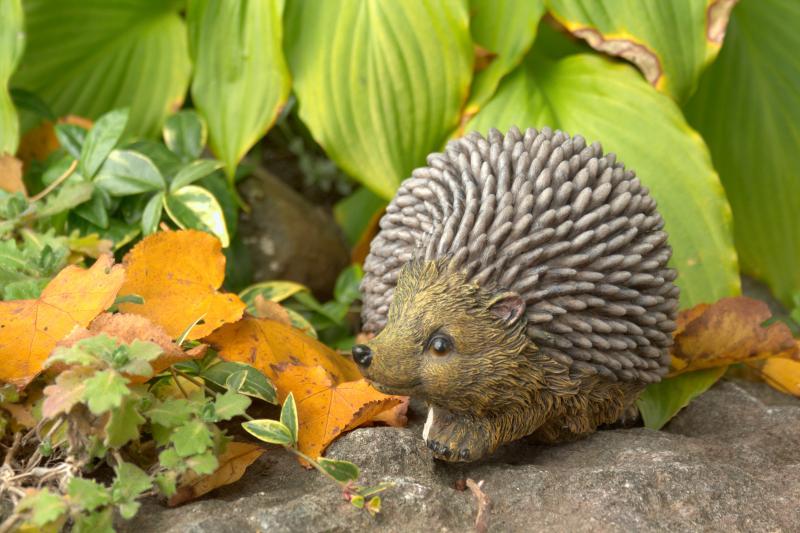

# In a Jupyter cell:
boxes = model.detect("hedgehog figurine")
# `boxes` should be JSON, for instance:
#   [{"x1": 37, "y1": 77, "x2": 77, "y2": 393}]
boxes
[{"x1": 352, "y1": 127, "x2": 679, "y2": 462}]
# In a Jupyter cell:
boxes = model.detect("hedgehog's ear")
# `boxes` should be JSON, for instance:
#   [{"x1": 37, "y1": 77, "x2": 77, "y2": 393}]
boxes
[{"x1": 488, "y1": 292, "x2": 525, "y2": 325}]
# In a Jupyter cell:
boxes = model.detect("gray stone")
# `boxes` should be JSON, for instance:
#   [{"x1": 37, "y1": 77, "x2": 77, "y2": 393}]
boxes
[
  {"x1": 124, "y1": 379, "x2": 800, "y2": 532},
  {"x1": 237, "y1": 168, "x2": 350, "y2": 298}
]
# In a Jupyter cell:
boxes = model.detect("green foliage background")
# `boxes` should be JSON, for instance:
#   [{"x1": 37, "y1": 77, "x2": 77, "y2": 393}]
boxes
[{"x1": 1, "y1": 0, "x2": 798, "y2": 428}]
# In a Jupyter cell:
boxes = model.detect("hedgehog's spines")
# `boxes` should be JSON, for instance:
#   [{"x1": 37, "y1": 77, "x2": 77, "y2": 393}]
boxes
[{"x1": 361, "y1": 127, "x2": 678, "y2": 383}]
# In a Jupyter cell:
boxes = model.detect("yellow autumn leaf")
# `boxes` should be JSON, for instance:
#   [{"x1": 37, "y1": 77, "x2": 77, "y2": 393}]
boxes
[
  {"x1": 0, "y1": 255, "x2": 124, "y2": 388},
  {"x1": 118, "y1": 230, "x2": 245, "y2": 340}
]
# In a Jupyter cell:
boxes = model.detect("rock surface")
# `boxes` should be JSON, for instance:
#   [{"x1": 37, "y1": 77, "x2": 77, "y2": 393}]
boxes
[
  {"x1": 124, "y1": 379, "x2": 800, "y2": 532},
  {"x1": 237, "y1": 168, "x2": 351, "y2": 298}
]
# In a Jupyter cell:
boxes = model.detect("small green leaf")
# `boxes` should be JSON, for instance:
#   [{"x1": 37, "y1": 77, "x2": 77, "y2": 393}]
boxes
[
  {"x1": 203, "y1": 361, "x2": 277, "y2": 404},
  {"x1": 317, "y1": 458, "x2": 359, "y2": 483},
  {"x1": 213, "y1": 390, "x2": 251, "y2": 421},
  {"x1": 170, "y1": 159, "x2": 223, "y2": 192},
  {"x1": 239, "y1": 281, "x2": 309, "y2": 307},
  {"x1": 111, "y1": 461, "x2": 152, "y2": 518},
  {"x1": 105, "y1": 398, "x2": 145, "y2": 447},
  {"x1": 142, "y1": 192, "x2": 164, "y2": 235},
  {"x1": 80, "y1": 109, "x2": 129, "y2": 178},
  {"x1": 241, "y1": 419, "x2": 293, "y2": 446},
  {"x1": 154, "y1": 472, "x2": 177, "y2": 498},
  {"x1": 73, "y1": 188, "x2": 110, "y2": 229},
  {"x1": 171, "y1": 419, "x2": 213, "y2": 457},
  {"x1": 280, "y1": 392, "x2": 298, "y2": 445},
  {"x1": 73, "y1": 508, "x2": 114, "y2": 533},
  {"x1": 366, "y1": 495, "x2": 381, "y2": 515},
  {"x1": 350, "y1": 494, "x2": 365, "y2": 509},
  {"x1": 185, "y1": 451, "x2": 219, "y2": 475},
  {"x1": 163, "y1": 109, "x2": 207, "y2": 161},
  {"x1": 95, "y1": 149, "x2": 166, "y2": 196},
  {"x1": 637, "y1": 367, "x2": 726, "y2": 429},
  {"x1": 83, "y1": 370, "x2": 130, "y2": 415},
  {"x1": 16, "y1": 488, "x2": 68, "y2": 527},
  {"x1": 125, "y1": 139, "x2": 184, "y2": 178},
  {"x1": 54, "y1": 123, "x2": 88, "y2": 159},
  {"x1": 146, "y1": 398, "x2": 195, "y2": 428},
  {"x1": 157, "y1": 447, "x2": 183, "y2": 470},
  {"x1": 164, "y1": 185, "x2": 229, "y2": 247},
  {"x1": 37, "y1": 181, "x2": 94, "y2": 218},
  {"x1": 67, "y1": 477, "x2": 111, "y2": 512}
]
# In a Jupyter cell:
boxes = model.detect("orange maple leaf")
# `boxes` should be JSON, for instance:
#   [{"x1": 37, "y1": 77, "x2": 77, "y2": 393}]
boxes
[
  {"x1": 272, "y1": 364, "x2": 403, "y2": 459},
  {"x1": 118, "y1": 230, "x2": 245, "y2": 340},
  {"x1": 0, "y1": 254, "x2": 125, "y2": 388},
  {"x1": 205, "y1": 317, "x2": 362, "y2": 383}
]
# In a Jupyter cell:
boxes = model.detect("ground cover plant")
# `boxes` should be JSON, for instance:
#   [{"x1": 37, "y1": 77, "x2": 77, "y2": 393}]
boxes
[{"x1": 0, "y1": 0, "x2": 798, "y2": 530}]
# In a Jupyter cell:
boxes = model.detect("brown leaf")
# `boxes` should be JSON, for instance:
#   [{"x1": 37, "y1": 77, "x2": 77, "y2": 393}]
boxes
[
  {"x1": 168, "y1": 442, "x2": 265, "y2": 506},
  {"x1": 0, "y1": 155, "x2": 25, "y2": 195},
  {"x1": 0, "y1": 255, "x2": 125, "y2": 388},
  {"x1": 118, "y1": 230, "x2": 245, "y2": 340},
  {"x1": 669, "y1": 296, "x2": 799, "y2": 375},
  {"x1": 16, "y1": 116, "x2": 93, "y2": 168},
  {"x1": 271, "y1": 364, "x2": 404, "y2": 460}
]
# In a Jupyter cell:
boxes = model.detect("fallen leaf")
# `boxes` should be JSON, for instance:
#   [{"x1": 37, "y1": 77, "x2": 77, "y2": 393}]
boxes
[
  {"x1": 16, "y1": 116, "x2": 93, "y2": 168},
  {"x1": 118, "y1": 230, "x2": 245, "y2": 340},
  {"x1": 669, "y1": 296, "x2": 799, "y2": 375},
  {"x1": 0, "y1": 155, "x2": 25, "y2": 195},
  {"x1": 16, "y1": 122, "x2": 60, "y2": 167},
  {"x1": 57, "y1": 313, "x2": 206, "y2": 381},
  {"x1": 42, "y1": 366, "x2": 94, "y2": 418},
  {"x1": 0, "y1": 255, "x2": 125, "y2": 388},
  {"x1": 251, "y1": 296, "x2": 292, "y2": 326},
  {"x1": 168, "y1": 442, "x2": 264, "y2": 506},
  {"x1": 754, "y1": 357, "x2": 800, "y2": 397},
  {"x1": 371, "y1": 396, "x2": 409, "y2": 427},
  {"x1": 206, "y1": 317, "x2": 361, "y2": 383},
  {"x1": 270, "y1": 364, "x2": 403, "y2": 460}
]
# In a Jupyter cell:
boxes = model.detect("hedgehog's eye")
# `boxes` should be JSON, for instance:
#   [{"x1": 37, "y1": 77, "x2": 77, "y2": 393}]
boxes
[{"x1": 428, "y1": 334, "x2": 452, "y2": 356}]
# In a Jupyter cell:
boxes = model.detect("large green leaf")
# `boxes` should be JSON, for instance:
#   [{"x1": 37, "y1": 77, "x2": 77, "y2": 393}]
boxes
[
  {"x1": 187, "y1": 0, "x2": 291, "y2": 179},
  {"x1": 466, "y1": 0, "x2": 546, "y2": 116},
  {"x1": 12, "y1": 0, "x2": 190, "y2": 137},
  {"x1": 467, "y1": 47, "x2": 739, "y2": 308},
  {"x1": 285, "y1": 0, "x2": 474, "y2": 199},
  {"x1": 684, "y1": 0, "x2": 800, "y2": 308},
  {"x1": 546, "y1": 0, "x2": 737, "y2": 103},
  {"x1": 0, "y1": 0, "x2": 24, "y2": 154},
  {"x1": 637, "y1": 367, "x2": 726, "y2": 429}
]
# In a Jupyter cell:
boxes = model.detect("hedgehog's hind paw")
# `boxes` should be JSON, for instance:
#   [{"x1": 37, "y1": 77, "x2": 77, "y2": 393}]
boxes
[{"x1": 423, "y1": 407, "x2": 493, "y2": 462}]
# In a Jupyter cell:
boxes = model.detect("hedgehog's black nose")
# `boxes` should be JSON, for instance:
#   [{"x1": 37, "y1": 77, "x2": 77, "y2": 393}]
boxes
[{"x1": 352, "y1": 344, "x2": 372, "y2": 367}]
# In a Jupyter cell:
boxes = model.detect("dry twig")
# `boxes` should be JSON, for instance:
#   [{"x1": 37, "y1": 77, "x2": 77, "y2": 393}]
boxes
[{"x1": 466, "y1": 478, "x2": 491, "y2": 533}]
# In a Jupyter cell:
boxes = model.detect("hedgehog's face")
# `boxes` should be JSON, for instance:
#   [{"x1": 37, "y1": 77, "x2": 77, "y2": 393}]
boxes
[{"x1": 354, "y1": 259, "x2": 531, "y2": 415}]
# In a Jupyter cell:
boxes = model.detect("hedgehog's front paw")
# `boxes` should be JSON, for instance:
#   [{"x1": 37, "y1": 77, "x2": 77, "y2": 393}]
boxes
[{"x1": 423, "y1": 407, "x2": 492, "y2": 462}]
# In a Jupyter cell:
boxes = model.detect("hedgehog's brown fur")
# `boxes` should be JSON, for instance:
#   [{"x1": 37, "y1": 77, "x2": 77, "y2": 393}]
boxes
[{"x1": 357, "y1": 127, "x2": 678, "y2": 462}]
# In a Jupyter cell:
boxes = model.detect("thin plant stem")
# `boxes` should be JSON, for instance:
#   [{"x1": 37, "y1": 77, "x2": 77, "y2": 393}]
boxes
[{"x1": 30, "y1": 159, "x2": 78, "y2": 202}]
